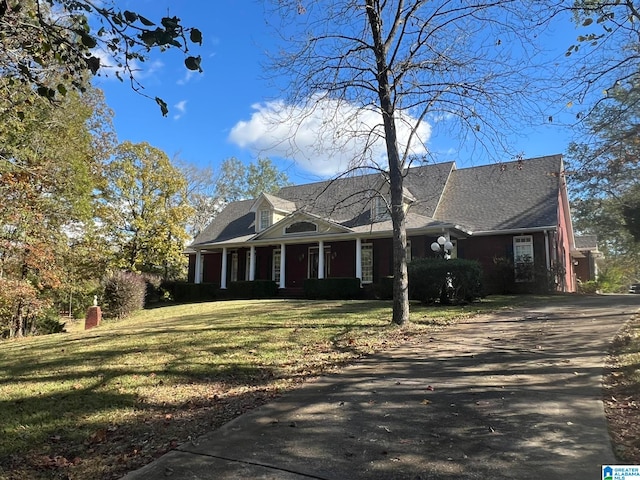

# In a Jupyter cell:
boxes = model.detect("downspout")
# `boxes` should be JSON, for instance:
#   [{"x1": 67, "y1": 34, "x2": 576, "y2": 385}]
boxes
[{"x1": 544, "y1": 230, "x2": 550, "y2": 271}]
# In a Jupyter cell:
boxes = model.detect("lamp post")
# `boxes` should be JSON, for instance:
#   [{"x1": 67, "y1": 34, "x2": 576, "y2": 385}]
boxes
[
  {"x1": 430, "y1": 235, "x2": 453, "y2": 305},
  {"x1": 431, "y1": 235, "x2": 454, "y2": 259}
]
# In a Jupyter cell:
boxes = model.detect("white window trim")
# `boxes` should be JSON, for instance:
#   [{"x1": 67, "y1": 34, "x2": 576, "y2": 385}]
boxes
[
  {"x1": 272, "y1": 248, "x2": 281, "y2": 283},
  {"x1": 361, "y1": 243, "x2": 373, "y2": 284},
  {"x1": 514, "y1": 235, "x2": 534, "y2": 282},
  {"x1": 259, "y1": 209, "x2": 271, "y2": 231},
  {"x1": 230, "y1": 251, "x2": 238, "y2": 282},
  {"x1": 373, "y1": 196, "x2": 390, "y2": 221}
]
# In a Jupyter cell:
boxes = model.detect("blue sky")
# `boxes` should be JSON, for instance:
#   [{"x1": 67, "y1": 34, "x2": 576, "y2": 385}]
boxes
[{"x1": 92, "y1": 1, "x2": 584, "y2": 185}]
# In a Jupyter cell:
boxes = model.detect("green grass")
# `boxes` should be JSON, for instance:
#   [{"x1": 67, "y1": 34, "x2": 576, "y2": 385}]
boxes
[{"x1": 0, "y1": 296, "x2": 541, "y2": 479}]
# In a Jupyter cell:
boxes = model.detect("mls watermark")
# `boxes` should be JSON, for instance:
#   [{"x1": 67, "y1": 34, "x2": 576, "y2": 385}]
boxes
[{"x1": 603, "y1": 465, "x2": 640, "y2": 480}]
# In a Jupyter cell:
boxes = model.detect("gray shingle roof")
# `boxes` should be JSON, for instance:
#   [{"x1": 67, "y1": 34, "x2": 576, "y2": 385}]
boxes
[
  {"x1": 261, "y1": 193, "x2": 297, "y2": 212},
  {"x1": 434, "y1": 155, "x2": 563, "y2": 232},
  {"x1": 192, "y1": 199, "x2": 254, "y2": 246},
  {"x1": 574, "y1": 235, "x2": 598, "y2": 250},
  {"x1": 190, "y1": 155, "x2": 564, "y2": 246}
]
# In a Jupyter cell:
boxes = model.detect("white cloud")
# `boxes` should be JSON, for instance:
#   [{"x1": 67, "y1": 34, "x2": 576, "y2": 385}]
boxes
[
  {"x1": 177, "y1": 69, "x2": 197, "y2": 85},
  {"x1": 228, "y1": 95, "x2": 431, "y2": 177},
  {"x1": 173, "y1": 100, "x2": 187, "y2": 120}
]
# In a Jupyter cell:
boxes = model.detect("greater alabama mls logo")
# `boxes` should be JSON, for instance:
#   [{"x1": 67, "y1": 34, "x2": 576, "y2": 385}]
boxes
[
  {"x1": 603, "y1": 466, "x2": 613, "y2": 480},
  {"x1": 604, "y1": 465, "x2": 640, "y2": 480}
]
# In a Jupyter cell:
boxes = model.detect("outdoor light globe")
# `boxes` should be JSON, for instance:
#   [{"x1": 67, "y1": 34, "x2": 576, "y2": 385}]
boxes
[
  {"x1": 437, "y1": 236, "x2": 446, "y2": 245},
  {"x1": 431, "y1": 242, "x2": 440, "y2": 252},
  {"x1": 444, "y1": 241, "x2": 454, "y2": 251}
]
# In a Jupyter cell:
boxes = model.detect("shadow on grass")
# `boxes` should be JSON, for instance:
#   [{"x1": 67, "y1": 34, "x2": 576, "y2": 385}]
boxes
[{"x1": 2, "y1": 295, "x2": 626, "y2": 479}]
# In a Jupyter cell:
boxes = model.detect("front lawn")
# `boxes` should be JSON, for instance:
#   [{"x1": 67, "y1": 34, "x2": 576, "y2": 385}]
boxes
[{"x1": 0, "y1": 297, "x2": 545, "y2": 479}]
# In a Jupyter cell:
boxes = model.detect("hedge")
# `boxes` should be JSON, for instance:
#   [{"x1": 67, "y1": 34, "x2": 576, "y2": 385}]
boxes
[
  {"x1": 227, "y1": 280, "x2": 278, "y2": 299},
  {"x1": 161, "y1": 281, "x2": 218, "y2": 303},
  {"x1": 303, "y1": 277, "x2": 362, "y2": 300},
  {"x1": 408, "y1": 258, "x2": 483, "y2": 304}
]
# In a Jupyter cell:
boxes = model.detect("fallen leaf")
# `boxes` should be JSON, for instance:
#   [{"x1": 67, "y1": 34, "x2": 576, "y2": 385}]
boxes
[
  {"x1": 421, "y1": 399, "x2": 431, "y2": 405},
  {"x1": 88, "y1": 429, "x2": 107, "y2": 444}
]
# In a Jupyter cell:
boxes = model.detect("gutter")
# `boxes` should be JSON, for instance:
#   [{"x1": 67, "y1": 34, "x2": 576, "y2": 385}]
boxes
[{"x1": 468, "y1": 226, "x2": 557, "y2": 236}]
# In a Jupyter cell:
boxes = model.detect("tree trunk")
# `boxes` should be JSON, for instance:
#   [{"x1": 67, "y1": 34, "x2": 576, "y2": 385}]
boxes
[
  {"x1": 366, "y1": 0, "x2": 409, "y2": 326},
  {"x1": 11, "y1": 300, "x2": 25, "y2": 338}
]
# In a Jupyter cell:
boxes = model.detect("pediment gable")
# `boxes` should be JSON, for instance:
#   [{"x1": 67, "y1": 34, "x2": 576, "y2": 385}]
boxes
[{"x1": 252, "y1": 211, "x2": 352, "y2": 241}]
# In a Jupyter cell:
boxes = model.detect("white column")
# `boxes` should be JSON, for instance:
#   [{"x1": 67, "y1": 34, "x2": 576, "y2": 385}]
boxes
[
  {"x1": 318, "y1": 240, "x2": 325, "y2": 279},
  {"x1": 194, "y1": 250, "x2": 203, "y2": 284},
  {"x1": 355, "y1": 238, "x2": 362, "y2": 281},
  {"x1": 249, "y1": 246, "x2": 256, "y2": 281},
  {"x1": 220, "y1": 247, "x2": 228, "y2": 289},
  {"x1": 279, "y1": 243, "x2": 286, "y2": 289}
]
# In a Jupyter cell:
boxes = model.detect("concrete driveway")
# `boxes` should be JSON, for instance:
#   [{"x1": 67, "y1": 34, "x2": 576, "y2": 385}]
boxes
[{"x1": 122, "y1": 294, "x2": 640, "y2": 480}]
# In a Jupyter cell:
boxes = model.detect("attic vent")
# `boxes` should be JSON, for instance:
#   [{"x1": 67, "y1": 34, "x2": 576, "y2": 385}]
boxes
[{"x1": 285, "y1": 221, "x2": 317, "y2": 234}]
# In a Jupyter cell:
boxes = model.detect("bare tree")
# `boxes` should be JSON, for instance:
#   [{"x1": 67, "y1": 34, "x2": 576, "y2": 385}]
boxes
[
  {"x1": 267, "y1": 0, "x2": 558, "y2": 325},
  {"x1": 567, "y1": 1, "x2": 640, "y2": 110}
]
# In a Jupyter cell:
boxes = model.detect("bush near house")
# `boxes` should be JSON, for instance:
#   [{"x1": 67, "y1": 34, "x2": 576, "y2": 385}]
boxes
[
  {"x1": 102, "y1": 271, "x2": 147, "y2": 319},
  {"x1": 227, "y1": 280, "x2": 278, "y2": 299},
  {"x1": 160, "y1": 281, "x2": 218, "y2": 303},
  {"x1": 372, "y1": 276, "x2": 394, "y2": 300},
  {"x1": 408, "y1": 258, "x2": 483, "y2": 304},
  {"x1": 304, "y1": 277, "x2": 362, "y2": 299}
]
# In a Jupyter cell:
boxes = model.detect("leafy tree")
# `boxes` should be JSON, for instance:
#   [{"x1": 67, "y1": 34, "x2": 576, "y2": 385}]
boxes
[
  {"x1": 101, "y1": 141, "x2": 193, "y2": 279},
  {"x1": 181, "y1": 157, "x2": 291, "y2": 239},
  {"x1": 179, "y1": 162, "x2": 221, "y2": 238},
  {"x1": 215, "y1": 157, "x2": 292, "y2": 202},
  {"x1": 269, "y1": 1, "x2": 555, "y2": 325},
  {"x1": 0, "y1": 83, "x2": 107, "y2": 336},
  {"x1": 566, "y1": 77, "x2": 640, "y2": 283},
  {"x1": 0, "y1": 0, "x2": 202, "y2": 116}
]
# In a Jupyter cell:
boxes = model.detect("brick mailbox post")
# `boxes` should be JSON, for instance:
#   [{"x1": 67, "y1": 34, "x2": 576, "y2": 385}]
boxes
[{"x1": 85, "y1": 295, "x2": 102, "y2": 330}]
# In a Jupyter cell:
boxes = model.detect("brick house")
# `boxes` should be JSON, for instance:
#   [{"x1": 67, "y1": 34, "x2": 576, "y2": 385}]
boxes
[{"x1": 187, "y1": 154, "x2": 579, "y2": 295}]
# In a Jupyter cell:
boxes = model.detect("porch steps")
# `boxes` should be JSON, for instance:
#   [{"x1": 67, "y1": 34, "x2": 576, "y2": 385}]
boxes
[{"x1": 278, "y1": 287, "x2": 305, "y2": 299}]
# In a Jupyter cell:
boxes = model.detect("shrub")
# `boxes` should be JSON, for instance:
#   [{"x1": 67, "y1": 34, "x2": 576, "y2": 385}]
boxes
[
  {"x1": 142, "y1": 273, "x2": 164, "y2": 305},
  {"x1": 102, "y1": 271, "x2": 147, "y2": 319},
  {"x1": 35, "y1": 308, "x2": 66, "y2": 335},
  {"x1": 578, "y1": 280, "x2": 599, "y2": 295},
  {"x1": 373, "y1": 276, "x2": 394, "y2": 300},
  {"x1": 408, "y1": 258, "x2": 483, "y2": 304},
  {"x1": 161, "y1": 281, "x2": 218, "y2": 303},
  {"x1": 227, "y1": 280, "x2": 278, "y2": 299},
  {"x1": 486, "y1": 256, "x2": 515, "y2": 294},
  {"x1": 304, "y1": 278, "x2": 362, "y2": 300}
]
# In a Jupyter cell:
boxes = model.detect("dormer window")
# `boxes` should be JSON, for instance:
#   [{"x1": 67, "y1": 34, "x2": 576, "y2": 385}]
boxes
[
  {"x1": 259, "y1": 209, "x2": 271, "y2": 231},
  {"x1": 373, "y1": 196, "x2": 390, "y2": 221}
]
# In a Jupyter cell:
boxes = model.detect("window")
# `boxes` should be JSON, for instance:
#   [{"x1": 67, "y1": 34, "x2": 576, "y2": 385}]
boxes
[
  {"x1": 230, "y1": 251, "x2": 238, "y2": 282},
  {"x1": 272, "y1": 248, "x2": 281, "y2": 283},
  {"x1": 514, "y1": 235, "x2": 534, "y2": 282},
  {"x1": 361, "y1": 243, "x2": 373, "y2": 284},
  {"x1": 259, "y1": 209, "x2": 271, "y2": 231},
  {"x1": 285, "y1": 221, "x2": 317, "y2": 234},
  {"x1": 373, "y1": 196, "x2": 389, "y2": 221}
]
